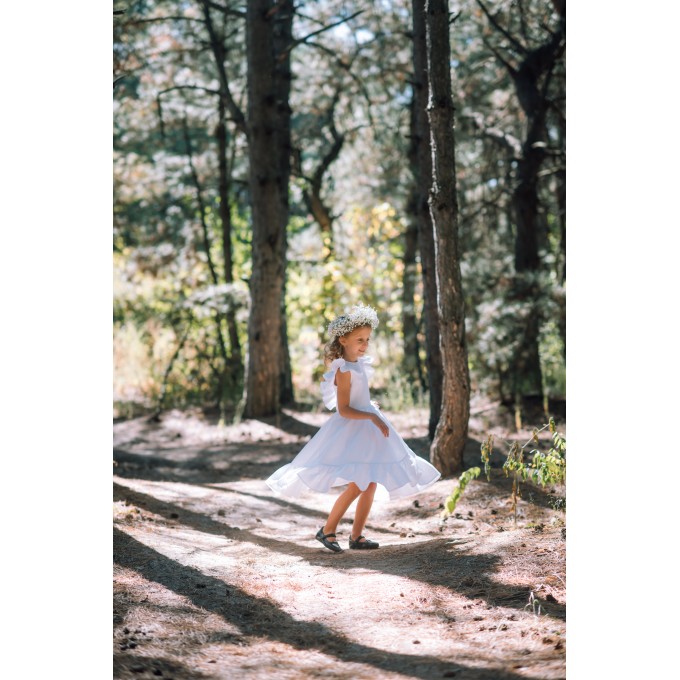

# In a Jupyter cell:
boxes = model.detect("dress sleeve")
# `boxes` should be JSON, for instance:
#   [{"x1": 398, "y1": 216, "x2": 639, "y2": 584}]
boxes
[
  {"x1": 359, "y1": 355, "x2": 375, "y2": 380},
  {"x1": 320, "y1": 358, "x2": 351, "y2": 410}
]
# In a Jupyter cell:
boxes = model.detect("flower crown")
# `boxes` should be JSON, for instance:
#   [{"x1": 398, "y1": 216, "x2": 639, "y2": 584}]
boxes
[{"x1": 327, "y1": 303, "x2": 379, "y2": 341}]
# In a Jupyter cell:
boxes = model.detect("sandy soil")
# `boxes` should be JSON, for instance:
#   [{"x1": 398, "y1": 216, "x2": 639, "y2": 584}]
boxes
[{"x1": 113, "y1": 402, "x2": 566, "y2": 680}]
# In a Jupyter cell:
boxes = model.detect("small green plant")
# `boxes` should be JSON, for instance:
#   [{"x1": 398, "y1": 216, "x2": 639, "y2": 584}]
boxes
[
  {"x1": 525, "y1": 590, "x2": 542, "y2": 617},
  {"x1": 480, "y1": 434, "x2": 494, "y2": 480},
  {"x1": 439, "y1": 418, "x2": 566, "y2": 526},
  {"x1": 502, "y1": 418, "x2": 566, "y2": 526},
  {"x1": 441, "y1": 467, "x2": 482, "y2": 518}
]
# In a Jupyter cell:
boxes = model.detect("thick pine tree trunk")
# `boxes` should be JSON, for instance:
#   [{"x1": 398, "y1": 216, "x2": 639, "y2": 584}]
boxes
[
  {"x1": 510, "y1": 11, "x2": 565, "y2": 398},
  {"x1": 476, "y1": 0, "x2": 565, "y2": 401},
  {"x1": 411, "y1": 0, "x2": 442, "y2": 440},
  {"x1": 511, "y1": 115, "x2": 546, "y2": 397},
  {"x1": 243, "y1": 0, "x2": 293, "y2": 418},
  {"x1": 425, "y1": 0, "x2": 470, "y2": 476}
]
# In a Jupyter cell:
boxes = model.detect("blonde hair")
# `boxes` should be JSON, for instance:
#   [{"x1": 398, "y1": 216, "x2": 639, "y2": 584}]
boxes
[
  {"x1": 323, "y1": 325, "x2": 372, "y2": 366},
  {"x1": 323, "y1": 304, "x2": 379, "y2": 366},
  {"x1": 324, "y1": 338, "x2": 344, "y2": 364}
]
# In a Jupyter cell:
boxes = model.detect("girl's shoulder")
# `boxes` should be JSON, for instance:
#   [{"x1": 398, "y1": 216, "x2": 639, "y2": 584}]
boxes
[
  {"x1": 358, "y1": 355, "x2": 375, "y2": 378},
  {"x1": 320, "y1": 358, "x2": 350, "y2": 409},
  {"x1": 326, "y1": 356, "x2": 374, "y2": 372},
  {"x1": 324, "y1": 357, "x2": 351, "y2": 375},
  {"x1": 320, "y1": 356, "x2": 374, "y2": 409}
]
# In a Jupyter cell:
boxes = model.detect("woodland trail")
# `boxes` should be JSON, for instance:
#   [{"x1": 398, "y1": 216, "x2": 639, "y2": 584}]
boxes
[{"x1": 113, "y1": 405, "x2": 566, "y2": 680}]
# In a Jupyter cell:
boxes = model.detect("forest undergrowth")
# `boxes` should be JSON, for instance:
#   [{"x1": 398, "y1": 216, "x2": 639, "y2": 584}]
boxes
[{"x1": 113, "y1": 399, "x2": 566, "y2": 680}]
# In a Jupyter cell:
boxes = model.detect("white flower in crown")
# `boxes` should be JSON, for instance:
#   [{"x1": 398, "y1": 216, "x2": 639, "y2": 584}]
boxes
[{"x1": 327, "y1": 303, "x2": 379, "y2": 340}]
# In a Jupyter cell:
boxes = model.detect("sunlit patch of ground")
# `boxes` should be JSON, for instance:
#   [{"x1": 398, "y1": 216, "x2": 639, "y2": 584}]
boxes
[{"x1": 114, "y1": 405, "x2": 566, "y2": 680}]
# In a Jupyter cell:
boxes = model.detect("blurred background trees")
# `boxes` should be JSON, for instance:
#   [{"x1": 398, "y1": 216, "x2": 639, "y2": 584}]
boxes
[{"x1": 113, "y1": 0, "x2": 566, "y2": 452}]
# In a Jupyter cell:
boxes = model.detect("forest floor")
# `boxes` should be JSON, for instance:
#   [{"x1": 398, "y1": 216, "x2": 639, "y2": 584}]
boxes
[{"x1": 113, "y1": 398, "x2": 566, "y2": 680}]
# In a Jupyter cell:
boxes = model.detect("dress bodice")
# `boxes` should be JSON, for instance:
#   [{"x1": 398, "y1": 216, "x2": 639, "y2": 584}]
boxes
[
  {"x1": 267, "y1": 353, "x2": 442, "y2": 500},
  {"x1": 320, "y1": 356, "x2": 375, "y2": 410}
]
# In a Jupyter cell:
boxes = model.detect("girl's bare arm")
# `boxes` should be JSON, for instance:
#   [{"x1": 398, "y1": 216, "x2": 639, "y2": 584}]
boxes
[{"x1": 335, "y1": 370, "x2": 389, "y2": 437}]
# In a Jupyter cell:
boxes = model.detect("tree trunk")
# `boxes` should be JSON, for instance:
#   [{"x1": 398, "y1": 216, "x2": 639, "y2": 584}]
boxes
[
  {"x1": 496, "y1": 3, "x2": 565, "y2": 398},
  {"x1": 202, "y1": 0, "x2": 248, "y2": 400},
  {"x1": 555, "y1": 120, "x2": 566, "y2": 361},
  {"x1": 181, "y1": 117, "x2": 229, "y2": 377},
  {"x1": 411, "y1": 0, "x2": 442, "y2": 440},
  {"x1": 280, "y1": 303, "x2": 294, "y2": 405},
  {"x1": 425, "y1": 0, "x2": 470, "y2": 476},
  {"x1": 401, "y1": 209, "x2": 421, "y2": 390},
  {"x1": 243, "y1": 0, "x2": 294, "y2": 418},
  {"x1": 476, "y1": 0, "x2": 565, "y2": 399},
  {"x1": 216, "y1": 97, "x2": 243, "y2": 373},
  {"x1": 511, "y1": 115, "x2": 546, "y2": 397}
]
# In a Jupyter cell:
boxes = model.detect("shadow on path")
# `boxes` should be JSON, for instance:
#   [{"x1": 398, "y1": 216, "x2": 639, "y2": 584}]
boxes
[
  {"x1": 114, "y1": 651, "x2": 214, "y2": 680},
  {"x1": 200, "y1": 484, "x2": 333, "y2": 523},
  {"x1": 114, "y1": 527, "x2": 530, "y2": 680},
  {"x1": 202, "y1": 484, "x2": 410, "y2": 536},
  {"x1": 253, "y1": 411, "x2": 321, "y2": 438},
  {"x1": 113, "y1": 443, "x2": 296, "y2": 484},
  {"x1": 114, "y1": 481, "x2": 565, "y2": 621}
]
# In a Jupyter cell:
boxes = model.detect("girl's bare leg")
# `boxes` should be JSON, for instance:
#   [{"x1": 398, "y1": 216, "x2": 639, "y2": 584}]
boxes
[
  {"x1": 323, "y1": 483, "x2": 362, "y2": 537},
  {"x1": 351, "y1": 482, "x2": 377, "y2": 541}
]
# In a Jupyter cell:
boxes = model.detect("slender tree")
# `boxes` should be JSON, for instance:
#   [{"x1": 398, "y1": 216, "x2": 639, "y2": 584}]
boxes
[
  {"x1": 242, "y1": 0, "x2": 294, "y2": 417},
  {"x1": 411, "y1": 0, "x2": 443, "y2": 439},
  {"x1": 477, "y1": 0, "x2": 566, "y2": 398},
  {"x1": 291, "y1": 88, "x2": 345, "y2": 260},
  {"x1": 401, "y1": 198, "x2": 422, "y2": 390},
  {"x1": 201, "y1": 0, "x2": 246, "y2": 376},
  {"x1": 424, "y1": 0, "x2": 470, "y2": 475}
]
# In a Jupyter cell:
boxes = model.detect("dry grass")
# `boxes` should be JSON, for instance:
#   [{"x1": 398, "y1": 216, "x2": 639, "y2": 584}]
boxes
[{"x1": 113, "y1": 404, "x2": 566, "y2": 679}]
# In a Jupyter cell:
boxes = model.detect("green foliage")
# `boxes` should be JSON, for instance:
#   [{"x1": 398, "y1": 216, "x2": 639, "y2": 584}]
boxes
[
  {"x1": 378, "y1": 370, "x2": 428, "y2": 412},
  {"x1": 113, "y1": 0, "x2": 566, "y2": 414},
  {"x1": 440, "y1": 418, "x2": 566, "y2": 526},
  {"x1": 285, "y1": 203, "x2": 417, "y2": 399},
  {"x1": 539, "y1": 318, "x2": 566, "y2": 398},
  {"x1": 465, "y1": 270, "x2": 566, "y2": 400},
  {"x1": 500, "y1": 418, "x2": 566, "y2": 525},
  {"x1": 504, "y1": 418, "x2": 566, "y2": 487},
  {"x1": 441, "y1": 467, "x2": 482, "y2": 518},
  {"x1": 113, "y1": 247, "x2": 250, "y2": 415},
  {"x1": 480, "y1": 434, "x2": 494, "y2": 481},
  {"x1": 525, "y1": 590, "x2": 543, "y2": 617}
]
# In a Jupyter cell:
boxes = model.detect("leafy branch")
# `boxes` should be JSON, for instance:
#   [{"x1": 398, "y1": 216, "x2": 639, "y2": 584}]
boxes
[
  {"x1": 441, "y1": 418, "x2": 566, "y2": 525},
  {"x1": 441, "y1": 467, "x2": 481, "y2": 518}
]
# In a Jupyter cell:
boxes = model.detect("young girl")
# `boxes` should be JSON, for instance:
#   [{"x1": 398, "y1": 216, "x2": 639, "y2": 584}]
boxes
[{"x1": 265, "y1": 303, "x2": 441, "y2": 553}]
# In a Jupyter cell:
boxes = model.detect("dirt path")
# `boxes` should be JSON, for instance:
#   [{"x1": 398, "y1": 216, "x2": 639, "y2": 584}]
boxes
[{"x1": 113, "y1": 406, "x2": 566, "y2": 680}]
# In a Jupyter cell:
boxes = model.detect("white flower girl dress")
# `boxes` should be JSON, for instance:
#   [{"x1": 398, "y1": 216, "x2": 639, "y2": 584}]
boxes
[{"x1": 265, "y1": 356, "x2": 441, "y2": 499}]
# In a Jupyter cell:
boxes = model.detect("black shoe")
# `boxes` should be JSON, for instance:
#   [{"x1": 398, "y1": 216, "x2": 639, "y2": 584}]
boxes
[
  {"x1": 316, "y1": 527, "x2": 344, "y2": 553},
  {"x1": 349, "y1": 534, "x2": 379, "y2": 550}
]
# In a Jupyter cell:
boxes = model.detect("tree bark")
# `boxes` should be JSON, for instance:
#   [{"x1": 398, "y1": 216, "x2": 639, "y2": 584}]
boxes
[
  {"x1": 411, "y1": 0, "x2": 442, "y2": 440},
  {"x1": 478, "y1": 0, "x2": 565, "y2": 398},
  {"x1": 401, "y1": 203, "x2": 422, "y2": 390},
  {"x1": 216, "y1": 97, "x2": 243, "y2": 371},
  {"x1": 201, "y1": 0, "x2": 245, "y2": 401},
  {"x1": 181, "y1": 116, "x2": 229, "y2": 374},
  {"x1": 424, "y1": 0, "x2": 470, "y2": 476},
  {"x1": 243, "y1": 0, "x2": 294, "y2": 418}
]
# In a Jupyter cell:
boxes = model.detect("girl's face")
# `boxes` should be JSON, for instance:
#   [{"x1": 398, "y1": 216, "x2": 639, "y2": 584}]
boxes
[{"x1": 339, "y1": 326, "x2": 372, "y2": 361}]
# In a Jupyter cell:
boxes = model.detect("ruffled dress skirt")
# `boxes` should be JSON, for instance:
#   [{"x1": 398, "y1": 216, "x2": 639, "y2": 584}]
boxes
[{"x1": 265, "y1": 357, "x2": 441, "y2": 500}]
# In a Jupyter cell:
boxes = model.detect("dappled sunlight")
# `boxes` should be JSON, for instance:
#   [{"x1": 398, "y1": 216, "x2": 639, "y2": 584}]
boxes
[
  {"x1": 115, "y1": 418, "x2": 565, "y2": 678},
  {"x1": 113, "y1": 0, "x2": 567, "y2": 674}
]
